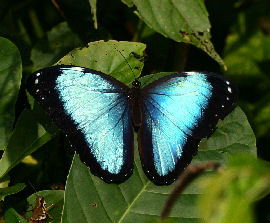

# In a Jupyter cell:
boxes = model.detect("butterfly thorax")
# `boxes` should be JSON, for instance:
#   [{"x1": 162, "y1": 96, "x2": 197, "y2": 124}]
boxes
[{"x1": 130, "y1": 80, "x2": 143, "y2": 127}]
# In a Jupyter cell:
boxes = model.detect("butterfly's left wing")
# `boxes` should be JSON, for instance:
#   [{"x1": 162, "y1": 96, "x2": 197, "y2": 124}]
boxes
[
  {"x1": 139, "y1": 72, "x2": 237, "y2": 185},
  {"x1": 27, "y1": 65, "x2": 134, "y2": 183}
]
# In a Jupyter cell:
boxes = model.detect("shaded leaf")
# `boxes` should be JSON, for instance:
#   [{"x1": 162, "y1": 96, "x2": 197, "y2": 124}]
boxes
[
  {"x1": 0, "y1": 110, "x2": 53, "y2": 178},
  {"x1": 31, "y1": 22, "x2": 83, "y2": 70},
  {"x1": 4, "y1": 208, "x2": 28, "y2": 223},
  {"x1": 131, "y1": 0, "x2": 225, "y2": 68},
  {"x1": 253, "y1": 99, "x2": 270, "y2": 138},
  {"x1": 0, "y1": 37, "x2": 22, "y2": 149},
  {"x1": 63, "y1": 152, "x2": 202, "y2": 223},
  {"x1": 196, "y1": 106, "x2": 257, "y2": 164},
  {"x1": 0, "y1": 183, "x2": 25, "y2": 201},
  {"x1": 223, "y1": 6, "x2": 270, "y2": 145}
]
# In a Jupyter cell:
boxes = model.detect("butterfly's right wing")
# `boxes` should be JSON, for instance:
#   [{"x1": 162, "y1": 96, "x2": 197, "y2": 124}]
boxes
[
  {"x1": 139, "y1": 72, "x2": 237, "y2": 185},
  {"x1": 27, "y1": 65, "x2": 134, "y2": 183}
]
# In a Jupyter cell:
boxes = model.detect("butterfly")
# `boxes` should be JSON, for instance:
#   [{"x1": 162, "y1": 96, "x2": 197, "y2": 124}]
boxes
[{"x1": 27, "y1": 65, "x2": 237, "y2": 185}]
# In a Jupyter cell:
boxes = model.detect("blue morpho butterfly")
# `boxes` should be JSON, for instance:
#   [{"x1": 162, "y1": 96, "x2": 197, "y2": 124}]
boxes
[{"x1": 27, "y1": 64, "x2": 237, "y2": 185}]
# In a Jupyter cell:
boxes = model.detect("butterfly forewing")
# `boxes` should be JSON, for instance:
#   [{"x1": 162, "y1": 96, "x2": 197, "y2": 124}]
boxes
[
  {"x1": 27, "y1": 65, "x2": 134, "y2": 183},
  {"x1": 139, "y1": 72, "x2": 237, "y2": 185}
]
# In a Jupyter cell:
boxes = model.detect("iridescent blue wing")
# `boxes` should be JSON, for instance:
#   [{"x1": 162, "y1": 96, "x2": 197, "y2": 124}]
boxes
[
  {"x1": 27, "y1": 65, "x2": 133, "y2": 183},
  {"x1": 139, "y1": 72, "x2": 237, "y2": 185}
]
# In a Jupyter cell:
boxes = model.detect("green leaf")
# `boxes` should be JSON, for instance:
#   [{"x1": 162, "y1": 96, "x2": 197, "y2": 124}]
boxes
[
  {"x1": 147, "y1": 219, "x2": 177, "y2": 223},
  {"x1": 223, "y1": 23, "x2": 270, "y2": 78},
  {"x1": 253, "y1": 99, "x2": 270, "y2": 138},
  {"x1": 57, "y1": 40, "x2": 146, "y2": 86},
  {"x1": 24, "y1": 190, "x2": 64, "y2": 223},
  {"x1": 89, "y1": 0, "x2": 98, "y2": 29},
  {"x1": 0, "y1": 110, "x2": 53, "y2": 178},
  {"x1": 4, "y1": 208, "x2": 28, "y2": 223},
  {"x1": 0, "y1": 37, "x2": 22, "y2": 149},
  {"x1": 198, "y1": 154, "x2": 270, "y2": 223},
  {"x1": 196, "y1": 106, "x2": 257, "y2": 165},
  {"x1": 131, "y1": 0, "x2": 226, "y2": 68},
  {"x1": 64, "y1": 153, "x2": 197, "y2": 223},
  {"x1": 0, "y1": 183, "x2": 26, "y2": 201},
  {"x1": 31, "y1": 22, "x2": 83, "y2": 70}
]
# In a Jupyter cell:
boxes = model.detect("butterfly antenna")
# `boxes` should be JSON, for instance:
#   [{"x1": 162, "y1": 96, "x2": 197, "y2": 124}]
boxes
[
  {"x1": 28, "y1": 181, "x2": 40, "y2": 197},
  {"x1": 112, "y1": 44, "x2": 137, "y2": 80},
  {"x1": 28, "y1": 181, "x2": 37, "y2": 192}
]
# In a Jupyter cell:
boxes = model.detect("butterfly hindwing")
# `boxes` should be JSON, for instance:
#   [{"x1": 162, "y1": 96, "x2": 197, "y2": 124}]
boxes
[
  {"x1": 139, "y1": 72, "x2": 237, "y2": 185},
  {"x1": 27, "y1": 65, "x2": 134, "y2": 183}
]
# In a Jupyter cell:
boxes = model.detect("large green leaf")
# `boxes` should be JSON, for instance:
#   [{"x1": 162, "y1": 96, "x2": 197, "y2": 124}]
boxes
[
  {"x1": 59, "y1": 41, "x2": 256, "y2": 223},
  {"x1": 0, "y1": 37, "x2": 22, "y2": 149},
  {"x1": 0, "y1": 110, "x2": 53, "y2": 178},
  {"x1": 196, "y1": 106, "x2": 257, "y2": 164},
  {"x1": 31, "y1": 22, "x2": 83, "y2": 70},
  {"x1": 127, "y1": 0, "x2": 225, "y2": 68},
  {"x1": 57, "y1": 40, "x2": 146, "y2": 86}
]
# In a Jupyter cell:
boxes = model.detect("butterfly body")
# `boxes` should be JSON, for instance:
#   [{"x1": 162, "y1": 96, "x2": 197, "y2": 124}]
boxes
[
  {"x1": 27, "y1": 65, "x2": 237, "y2": 185},
  {"x1": 129, "y1": 80, "x2": 143, "y2": 127}
]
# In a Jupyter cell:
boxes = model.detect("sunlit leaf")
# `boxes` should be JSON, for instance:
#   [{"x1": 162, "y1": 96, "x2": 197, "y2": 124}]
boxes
[
  {"x1": 198, "y1": 154, "x2": 270, "y2": 223},
  {"x1": 57, "y1": 40, "x2": 146, "y2": 86}
]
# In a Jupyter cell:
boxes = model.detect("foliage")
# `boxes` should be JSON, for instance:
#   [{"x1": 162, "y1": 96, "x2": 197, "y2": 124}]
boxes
[
  {"x1": 198, "y1": 154, "x2": 270, "y2": 223},
  {"x1": 0, "y1": 0, "x2": 269, "y2": 222},
  {"x1": 0, "y1": 37, "x2": 22, "y2": 150}
]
